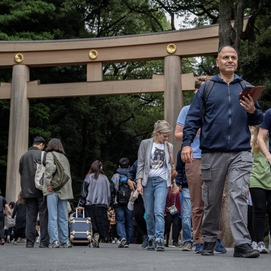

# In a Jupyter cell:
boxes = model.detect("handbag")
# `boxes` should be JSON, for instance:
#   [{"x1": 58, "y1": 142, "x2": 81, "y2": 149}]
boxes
[
  {"x1": 167, "y1": 194, "x2": 178, "y2": 215},
  {"x1": 50, "y1": 153, "x2": 70, "y2": 191},
  {"x1": 35, "y1": 151, "x2": 45, "y2": 191},
  {"x1": 167, "y1": 142, "x2": 178, "y2": 181}
]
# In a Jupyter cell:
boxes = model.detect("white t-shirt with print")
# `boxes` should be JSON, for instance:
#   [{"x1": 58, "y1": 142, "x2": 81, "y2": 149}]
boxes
[{"x1": 149, "y1": 142, "x2": 166, "y2": 180}]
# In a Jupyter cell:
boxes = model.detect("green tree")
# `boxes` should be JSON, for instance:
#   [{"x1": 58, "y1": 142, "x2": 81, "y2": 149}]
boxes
[{"x1": 0, "y1": 0, "x2": 170, "y2": 199}]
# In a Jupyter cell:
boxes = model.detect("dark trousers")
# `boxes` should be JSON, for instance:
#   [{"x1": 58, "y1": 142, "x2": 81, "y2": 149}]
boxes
[
  {"x1": 250, "y1": 188, "x2": 271, "y2": 242},
  {"x1": 25, "y1": 197, "x2": 49, "y2": 246},
  {"x1": 247, "y1": 205, "x2": 256, "y2": 242},
  {"x1": 0, "y1": 213, "x2": 4, "y2": 239},
  {"x1": 164, "y1": 212, "x2": 181, "y2": 244},
  {"x1": 134, "y1": 195, "x2": 147, "y2": 235},
  {"x1": 14, "y1": 227, "x2": 26, "y2": 241},
  {"x1": 5, "y1": 227, "x2": 15, "y2": 241}
]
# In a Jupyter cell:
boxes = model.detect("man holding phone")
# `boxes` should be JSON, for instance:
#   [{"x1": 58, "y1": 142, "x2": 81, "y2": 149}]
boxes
[{"x1": 181, "y1": 45, "x2": 263, "y2": 258}]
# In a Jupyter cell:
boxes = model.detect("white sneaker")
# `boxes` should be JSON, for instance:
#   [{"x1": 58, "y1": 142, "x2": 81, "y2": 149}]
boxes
[
  {"x1": 257, "y1": 241, "x2": 268, "y2": 254},
  {"x1": 251, "y1": 241, "x2": 258, "y2": 250}
]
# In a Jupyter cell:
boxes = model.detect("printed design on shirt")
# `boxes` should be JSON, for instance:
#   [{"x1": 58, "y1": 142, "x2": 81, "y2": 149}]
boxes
[{"x1": 150, "y1": 147, "x2": 165, "y2": 169}]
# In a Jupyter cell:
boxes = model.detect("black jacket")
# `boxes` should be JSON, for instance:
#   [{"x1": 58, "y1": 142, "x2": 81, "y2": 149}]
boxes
[
  {"x1": 127, "y1": 160, "x2": 137, "y2": 182},
  {"x1": 19, "y1": 147, "x2": 46, "y2": 198},
  {"x1": 12, "y1": 202, "x2": 26, "y2": 229}
]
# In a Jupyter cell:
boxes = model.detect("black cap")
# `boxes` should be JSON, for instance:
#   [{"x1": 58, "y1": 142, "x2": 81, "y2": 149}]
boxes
[{"x1": 33, "y1": 136, "x2": 46, "y2": 145}]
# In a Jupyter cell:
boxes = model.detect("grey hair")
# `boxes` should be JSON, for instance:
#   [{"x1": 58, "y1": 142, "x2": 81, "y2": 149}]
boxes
[
  {"x1": 152, "y1": 120, "x2": 171, "y2": 137},
  {"x1": 217, "y1": 45, "x2": 237, "y2": 57}
]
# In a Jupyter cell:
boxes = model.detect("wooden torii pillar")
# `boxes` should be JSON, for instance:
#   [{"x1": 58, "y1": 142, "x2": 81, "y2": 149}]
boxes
[{"x1": 0, "y1": 20, "x2": 248, "y2": 206}]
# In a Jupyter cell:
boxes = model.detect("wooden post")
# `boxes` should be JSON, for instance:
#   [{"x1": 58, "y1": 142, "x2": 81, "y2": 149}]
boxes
[
  {"x1": 164, "y1": 55, "x2": 183, "y2": 154},
  {"x1": 5, "y1": 65, "x2": 29, "y2": 202},
  {"x1": 87, "y1": 62, "x2": 102, "y2": 81}
]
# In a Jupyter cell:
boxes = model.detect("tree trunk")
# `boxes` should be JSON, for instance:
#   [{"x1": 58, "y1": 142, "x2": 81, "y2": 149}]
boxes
[
  {"x1": 233, "y1": 0, "x2": 246, "y2": 53},
  {"x1": 218, "y1": 0, "x2": 246, "y2": 54},
  {"x1": 219, "y1": 0, "x2": 234, "y2": 47}
]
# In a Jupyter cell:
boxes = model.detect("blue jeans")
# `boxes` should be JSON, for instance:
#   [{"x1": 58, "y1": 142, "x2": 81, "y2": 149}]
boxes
[
  {"x1": 47, "y1": 193, "x2": 68, "y2": 244},
  {"x1": 142, "y1": 176, "x2": 167, "y2": 242},
  {"x1": 181, "y1": 187, "x2": 192, "y2": 243},
  {"x1": 114, "y1": 206, "x2": 134, "y2": 244}
]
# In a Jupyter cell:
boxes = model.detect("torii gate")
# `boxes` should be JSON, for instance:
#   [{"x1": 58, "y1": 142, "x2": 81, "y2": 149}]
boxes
[{"x1": 0, "y1": 20, "x2": 248, "y2": 202}]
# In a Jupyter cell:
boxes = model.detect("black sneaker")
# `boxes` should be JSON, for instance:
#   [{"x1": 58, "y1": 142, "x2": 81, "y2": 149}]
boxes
[
  {"x1": 201, "y1": 241, "x2": 216, "y2": 256},
  {"x1": 147, "y1": 238, "x2": 155, "y2": 250},
  {"x1": 26, "y1": 242, "x2": 34, "y2": 248},
  {"x1": 156, "y1": 240, "x2": 165, "y2": 251},
  {"x1": 233, "y1": 243, "x2": 260, "y2": 258},
  {"x1": 39, "y1": 243, "x2": 49, "y2": 248},
  {"x1": 118, "y1": 238, "x2": 126, "y2": 248}
]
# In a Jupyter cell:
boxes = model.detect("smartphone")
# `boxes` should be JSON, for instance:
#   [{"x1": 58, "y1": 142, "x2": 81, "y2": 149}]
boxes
[
  {"x1": 239, "y1": 85, "x2": 265, "y2": 100},
  {"x1": 239, "y1": 85, "x2": 253, "y2": 100},
  {"x1": 243, "y1": 86, "x2": 253, "y2": 92}
]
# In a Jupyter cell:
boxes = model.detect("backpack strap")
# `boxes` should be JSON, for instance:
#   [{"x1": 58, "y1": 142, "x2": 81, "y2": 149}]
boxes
[
  {"x1": 41, "y1": 151, "x2": 45, "y2": 166},
  {"x1": 202, "y1": 80, "x2": 214, "y2": 122},
  {"x1": 240, "y1": 79, "x2": 249, "y2": 89},
  {"x1": 203, "y1": 80, "x2": 215, "y2": 105}
]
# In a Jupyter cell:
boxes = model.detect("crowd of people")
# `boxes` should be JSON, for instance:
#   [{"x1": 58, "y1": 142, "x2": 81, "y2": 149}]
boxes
[{"x1": 0, "y1": 45, "x2": 271, "y2": 258}]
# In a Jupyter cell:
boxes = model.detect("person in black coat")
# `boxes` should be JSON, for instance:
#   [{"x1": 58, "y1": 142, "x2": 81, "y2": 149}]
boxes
[
  {"x1": 127, "y1": 160, "x2": 148, "y2": 248},
  {"x1": 19, "y1": 136, "x2": 49, "y2": 248},
  {"x1": 0, "y1": 189, "x2": 12, "y2": 245},
  {"x1": 12, "y1": 191, "x2": 27, "y2": 244}
]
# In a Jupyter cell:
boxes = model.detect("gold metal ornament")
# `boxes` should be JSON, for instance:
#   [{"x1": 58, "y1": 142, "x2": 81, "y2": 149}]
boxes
[
  {"x1": 166, "y1": 43, "x2": 177, "y2": 54},
  {"x1": 88, "y1": 50, "x2": 98, "y2": 60},
  {"x1": 14, "y1": 53, "x2": 24, "y2": 63}
]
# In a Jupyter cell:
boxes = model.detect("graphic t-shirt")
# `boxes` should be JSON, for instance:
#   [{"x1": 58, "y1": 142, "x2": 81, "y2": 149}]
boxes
[{"x1": 149, "y1": 143, "x2": 166, "y2": 180}]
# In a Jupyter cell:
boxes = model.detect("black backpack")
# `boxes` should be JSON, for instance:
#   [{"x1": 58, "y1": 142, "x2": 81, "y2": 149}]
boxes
[{"x1": 116, "y1": 175, "x2": 131, "y2": 206}]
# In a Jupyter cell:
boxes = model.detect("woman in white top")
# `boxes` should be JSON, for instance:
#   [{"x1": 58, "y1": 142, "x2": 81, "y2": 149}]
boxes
[{"x1": 136, "y1": 120, "x2": 178, "y2": 251}]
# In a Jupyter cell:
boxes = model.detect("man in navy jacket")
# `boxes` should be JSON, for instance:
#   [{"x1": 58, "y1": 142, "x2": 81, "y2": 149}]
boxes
[{"x1": 181, "y1": 45, "x2": 263, "y2": 258}]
